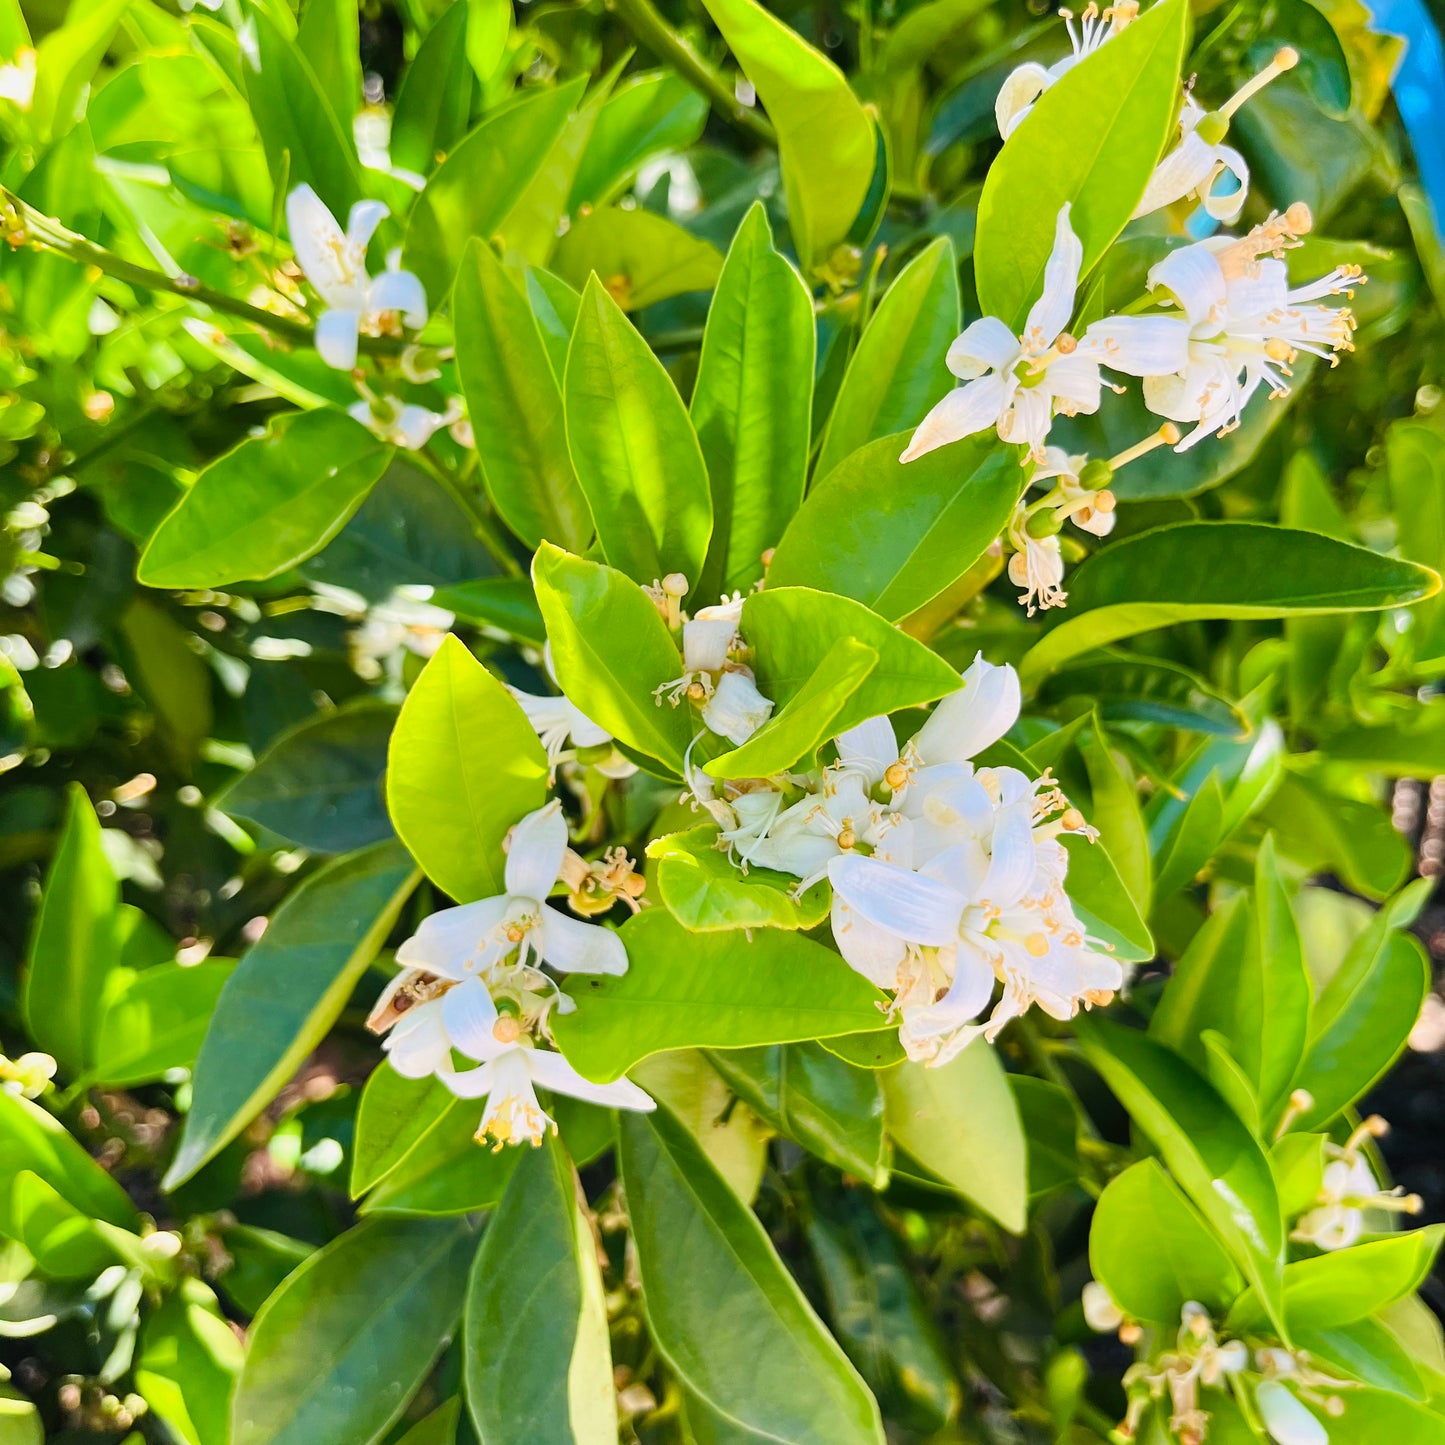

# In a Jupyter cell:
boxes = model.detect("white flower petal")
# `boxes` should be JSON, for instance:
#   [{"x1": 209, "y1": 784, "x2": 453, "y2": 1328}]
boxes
[
  {"x1": 1149, "y1": 244, "x2": 1227, "y2": 328},
  {"x1": 947, "y1": 316, "x2": 1020, "y2": 378},
  {"x1": 526, "y1": 1049, "x2": 655, "y2": 1111},
  {"x1": 435, "y1": 1056, "x2": 496, "y2": 1098},
  {"x1": 504, "y1": 801, "x2": 568, "y2": 901},
  {"x1": 1256, "y1": 1382, "x2": 1327, "y2": 1445},
  {"x1": 994, "y1": 60, "x2": 1051, "y2": 138},
  {"x1": 1202, "y1": 144, "x2": 1250, "y2": 222},
  {"x1": 828, "y1": 854, "x2": 966, "y2": 946},
  {"x1": 901, "y1": 940, "x2": 996, "y2": 1035},
  {"x1": 314, "y1": 308, "x2": 361, "y2": 370},
  {"x1": 395, "y1": 895, "x2": 512, "y2": 977},
  {"x1": 286, "y1": 184, "x2": 359, "y2": 304},
  {"x1": 367, "y1": 266, "x2": 428, "y2": 328},
  {"x1": 683, "y1": 615, "x2": 736, "y2": 673},
  {"x1": 834, "y1": 715, "x2": 898, "y2": 784},
  {"x1": 1081, "y1": 315, "x2": 1193, "y2": 377},
  {"x1": 702, "y1": 670, "x2": 773, "y2": 744},
  {"x1": 1042, "y1": 353, "x2": 1102, "y2": 414},
  {"x1": 345, "y1": 199, "x2": 388, "y2": 253},
  {"x1": 913, "y1": 655, "x2": 1020, "y2": 765},
  {"x1": 982, "y1": 803, "x2": 1040, "y2": 907},
  {"x1": 441, "y1": 976, "x2": 501, "y2": 1060},
  {"x1": 383, "y1": 1001, "x2": 453, "y2": 1077},
  {"x1": 830, "y1": 893, "x2": 908, "y2": 986},
  {"x1": 900, "y1": 374, "x2": 1011, "y2": 462},
  {"x1": 998, "y1": 384, "x2": 1054, "y2": 450},
  {"x1": 537, "y1": 907, "x2": 629, "y2": 975},
  {"x1": 1132, "y1": 130, "x2": 1218, "y2": 219},
  {"x1": 1025, "y1": 205, "x2": 1082, "y2": 345}
]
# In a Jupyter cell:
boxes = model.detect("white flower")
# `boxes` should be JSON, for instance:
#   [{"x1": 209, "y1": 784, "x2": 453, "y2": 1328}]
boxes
[
  {"x1": 654, "y1": 592, "x2": 774, "y2": 745},
  {"x1": 394, "y1": 801, "x2": 629, "y2": 981},
  {"x1": 348, "y1": 394, "x2": 455, "y2": 450},
  {"x1": 512, "y1": 645, "x2": 636, "y2": 780},
  {"x1": 442, "y1": 1028, "x2": 655, "y2": 1149},
  {"x1": 1291, "y1": 1116, "x2": 1422, "y2": 1250},
  {"x1": 285, "y1": 184, "x2": 428, "y2": 370},
  {"x1": 1081, "y1": 1281, "x2": 1124, "y2": 1332},
  {"x1": 0, "y1": 1051, "x2": 56, "y2": 1098},
  {"x1": 1256, "y1": 1381, "x2": 1327, "y2": 1445},
  {"x1": 902, "y1": 207, "x2": 1108, "y2": 462},
  {"x1": 994, "y1": 3, "x2": 1138, "y2": 139},
  {"x1": 702, "y1": 670, "x2": 774, "y2": 744},
  {"x1": 1134, "y1": 50, "x2": 1298, "y2": 223},
  {"x1": 350, "y1": 586, "x2": 453, "y2": 674},
  {"x1": 1005, "y1": 504, "x2": 1069, "y2": 616},
  {"x1": 1142, "y1": 219, "x2": 1363, "y2": 449}
]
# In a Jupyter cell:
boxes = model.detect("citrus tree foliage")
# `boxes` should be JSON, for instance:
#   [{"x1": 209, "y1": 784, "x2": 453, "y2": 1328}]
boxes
[{"x1": 0, "y1": 0, "x2": 1444, "y2": 1440}]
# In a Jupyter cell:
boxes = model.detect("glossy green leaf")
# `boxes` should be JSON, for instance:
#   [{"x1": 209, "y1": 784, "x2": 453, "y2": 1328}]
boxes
[
  {"x1": 1079, "y1": 717, "x2": 1151, "y2": 914},
  {"x1": 351, "y1": 1066, "x2": 457, "y2": 1198},
  {"x1": 705, "y1": 636, "x2": 877, "y2": 779},
  {"x1": 769, "y1": 435, "x2": 1024, "y2": 622},
  {"x1": 463, "y1": 1135, "x2": 615, "y2": 1445},
  {"x1": 386, "y1": 634, "x2": 549, "y2": 902},
  {"x1": 618, "y1": 1106, "x2": 886, "y2": 1444},
  {"x1": 243, "y1": 8, "x2": 362, "y2": 219},
  {"x1": 974, "y1": 0, "x2": 1187, "y2": 330},
  {"x1": 554, "y1": 207, "x2": 724, "y2": 309},
  {"x1": 692, "y1": 202, "x2": 815, "y2": 600},
  {"x1": 708, "y1": 1042, "x2": 887, "y2": 1184},
  {"x1": 802, "y1": 1181, "x2": 959, "y2": 1432},
  {"x1": 1271, "y1": 1132, "x2": 1327, "y2": 1219},
  {"x1": 570, "y1": 70, "x2": 709, "y2": 207},
  {"x1": 164, "y1": 841, "x2": 418, "y2": 1188},
  {"x1": 295, "y1": 0, "x2": 361, "y2": 133},
  {"x1": 454, "y1": 239, "x2": 592, "y2": 552},
  {"x1": 699, "y1": 0, "x2": 876, "y2": 274},
  {"x1": 89, "y1": 960, "x2": 237, "y2": 1089},
  {"x1": 1229, "y1": 1227, "x2": 1445, "y2": 1334},
  {"x1": 1021, "y1": 522, "x2": 1441, "y2": 683},
  {"x1": 1058, "y1": 833, "x2": 1154, "y2": 964},
  {"x1": 7, "y1": 1171, "x2": 122, "y2": 1279},
  {"x1": 390, "y1": 0, "x2": 474, "y2": 178},
  {"x1": 553, "y1": 909, "x2": 891, "y2": 1082},
  {"x1": 1012, "y1": 1076, "x2": 1079, "y2": 1198},
  {"x1": 405, "y1": 80, "x2": 584, "y2": 298},
  {"x1": 135, "y1": 1281, "x2": 245, "y2": 1445},
  {"x1": 1293, "y1": 932, "x2": 1429, "y2": 1129},
  {"x1": 742, "y1": 586, "x2": 962, "y2": 732},
  {"x1": 231, "y1": 1217, "x2": 476, "y2": 1445},
  {"x1": 882, "y1": 1046, "x2": 1027, "y2": 1233},
  {"x1": 532, "y1": 543, "x2": 694, "y2": 773},
  {"x1": 435, "y1": 577, "x2": 546, "y2": 644},
  {"x1": 21, "y1": 784, "x2": 117, "y2": 1074},
  {"x1": 815, "y1": 239, "x2": 960, "y2": 479},
  {"x1": 217, "y1": 703, "x2": 396, "y2": 854},
  {"x1": 1151, "y1": 769, "x2": 1226, "y2": 899},
  {"x1": 648, "y1": 827, "x2": 830, "y2": 931},
  {"x1": 1075, "y1": 1016, "x2": 1285, "y2": 1334},
  {"x1": 1089, "y1": 1159, "x2": 1243, "y2": 1324},
  {"x1": 139, "y1": 411, "x2": 391, "y2": 589},
  {"x1": 564, "y1": 275, "x2": 712, "y2": 585}
]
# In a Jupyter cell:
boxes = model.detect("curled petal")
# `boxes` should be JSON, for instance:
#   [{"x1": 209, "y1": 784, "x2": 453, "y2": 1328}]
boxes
[
  {"x1": 315, "y1": 308, "x2": 361, "y2": 370},
  {"x1": 1149, "y1": 244, "x2": 1228, "y2": 328},
  {"x1": 1081, "y1": 315, "x2": 1192, "y2": 377},
  {"x1": 505, "y1": 801, "x2": 568, "y2": 901},
  {"x1": 1042, "y1": 353, "x2": 1102, "y2": 414},
  {"x1": 527, "y1": 1049, "x2": 656, "y2": 1111},
  {"x1": 1132, "y1": 130, "x2": 1218, "y2": 219},
  {"x1": 1025, "y1": 205, "x2": 1082, "y2": 346},
  {"x1": 834, "y1": 715, "x2": 898, "y2": 785},
  {"x1": 994, "y1": 61, "x2": 1051, "y2": 138},
  {"x1": 345, "y1": 198, "x2": 389, "y2": 253},
  {"x1": 946, "y1": 316, "x2": 1020, "y2": 378},
  {"x1": 913, "y1": 654, "x2": 1020, "y2": 765},
  {"x1": 1202, "y1": 144, "x2": 1250, "y2": 222},
  {"x1": 901, "y1": 374, "x2": 1012, "y2": 461},
  {"x1": 367, "y1": 266, "x2": 429, "y2": 328}
]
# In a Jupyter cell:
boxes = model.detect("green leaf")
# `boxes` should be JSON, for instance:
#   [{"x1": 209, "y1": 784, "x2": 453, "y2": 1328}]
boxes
[
  {"x1": 138, "y1": 411, "x2": 391, "y2": 589},
  {"x1": 647, "y1": 826, "x2": 831, "y2": 932},
  {"x1": 21, "y1": 783, "x2": 117, "y2": 1075},
  {"x1": 89, "y1": 960, "x2": 237, "y2": 1089},
  {"x1": 618, "y1": 1106, "x2": 886, "y2": 1445},
  {"x1": 1078, "y1": 717, "x2": 1151, "y2": 915},
  {"x1": 1089, "y1": 1159, "x2": 1243, "y2": 1325},
  {"x1": 570, "y1": 70, "x2": 709, "y2": 207},
  {"x1": 0, "y1": 1091, "x2": 137, "y2": 1234},
  {"x1": 386, "y1": 635, "x2": 549, "y2": 903},
  {"x1": 698, "y1": 0, "x2": 876, "y2": 274},
  {"x1": 405, "y1": 80, "x2": 584, "y2": 299},
  {"x1": 974, "y1": 0, "x2": 1188, "y2": 330},
  {"x1": 352, "y1": 1067, "x2": 457, "y2": 1198},
  {"x1": 553, "y1": 909, "x2": 891, "y2": 1083},
  {"x1": 231, "y1": 1217, "x2": 476, "y2": 1445},
  {"x1": 435, "y1": 577, "x2": 546, "y2": 644},
  {"x1": 1293, "y1": 932, "x2": 1430, "y2": 1130},
  {"x1": 802, "y1": 1181, "x2": 959, "y2": 1432},
  {"x1": 454, "y1": 238, "x2": 592, "y2": 552},
  {"x1": 742, "y1": 586, "x2": 963, "y2": 730},
  {"x1": 135, "y1": 1281, "x2": 244, "y2": 1445},
  {"x1": 532, "y1": 543, "x2": 694, "y2": 774},
  {"x1": 29, "y1": 0, "x2": 129, "y2": 145},
  {"x1": 554, "y1": 207, "x2": 724, "y2": 310},
  {"x1": 527, "y1": 267, "x2": 582, "y2": 383},
  {"x1": 708, "y1": 1042, "x2": 887, "y2": 1184},
  {"x1": 295, "y1": 0, "x2": 361, "y2": 134},
  {"x1": 463, "y1": 1135, "x2": 615, "y2": 1445},
  {"x1": 390, "y1": 0, "x2": 474, "y2": 178},
  {"x1": 1228, "y1": 1228, "x2": 1445, "y2": 1334},
  {"x1": 815, "y1": 239, "x2": 960, "y2": 480},
  {"x1": 691, "y1": 202, "x2": 815, "y2": 600},
  {"x1": 7, "y1": 1171, "x2": 122, "y2": 1279},
  {"x1": 767, "y1": 436, "x2": 1024, "y2": 622},
  {"x1": 1013, "y1": 1076, "x2": 1081, "y2": 1199},
  {"x1": 1151, "y1": 769, "x2": 1226, "y2": 899},
  {"x1": 216, "y1": 703, "x2": 396, "y2": 854},
  {"x1": 882, "y1": 1047, "x2": 1027, "y2": 1234},
  {"x1": 164, "y1": 841, "x2": 418, "y2": 1189},
  {"x1": 1020, "y1": 522, "x2": 1441, "y2": 684},
  {"x1": 1075, "y1": 1017, "x2": 1286, "y2": 1335},
  {"x1": 243, "y1": 8, "x2": 363, "y2": 220},
  {"x1": 705, "y1": 636, "x2": 878, "y2": 779},
  {"x1": 1058, "y1": 833, "x2": 1154, "y2": 964},
  {"x1": 564, "y1": 275, "x2": 712, "y2": 585}
]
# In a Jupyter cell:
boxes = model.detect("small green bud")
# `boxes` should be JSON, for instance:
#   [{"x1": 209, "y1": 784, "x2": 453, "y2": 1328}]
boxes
[
  {"x1": 1078, "y1": 457, "x2": 1115, "y2": 490},
  {"x1": 1025, "y1": 507, "x2": 1064, "y2": 538}
]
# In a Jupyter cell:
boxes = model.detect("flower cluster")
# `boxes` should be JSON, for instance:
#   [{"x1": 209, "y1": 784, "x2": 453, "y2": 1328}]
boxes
[
  {"x1": 366, "y1": 800, "x2": 653, "y2": 1148},
  {"x1": 904, "y1": 16, "x2": 1365, "y2": 615},
  {"x1": 1287, "y1": 1111, "x2": 1424, "y2": 1250}
]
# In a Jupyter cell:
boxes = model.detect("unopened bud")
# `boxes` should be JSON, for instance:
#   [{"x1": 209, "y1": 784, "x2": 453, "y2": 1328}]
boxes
[{"x1": 1025, "y1": 507, "x2": 1064, "y2": 539}]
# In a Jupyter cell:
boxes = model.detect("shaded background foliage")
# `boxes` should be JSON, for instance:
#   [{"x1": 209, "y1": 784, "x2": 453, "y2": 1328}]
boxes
[{"x1": 0, "y1": 0, "x2": 1442, "y2": 1438}]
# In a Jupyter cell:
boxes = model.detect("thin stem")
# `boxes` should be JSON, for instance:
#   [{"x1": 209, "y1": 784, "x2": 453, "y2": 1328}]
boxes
[
  {"x1": 412, "y1": 447, "x2": 523, "y2": 578},
  {"x1": 1, "y1": 187, "x2": 404, "y2": 358},
  {"x1": 608, "y1": 0, "x2": 776, "y2": 147}
]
